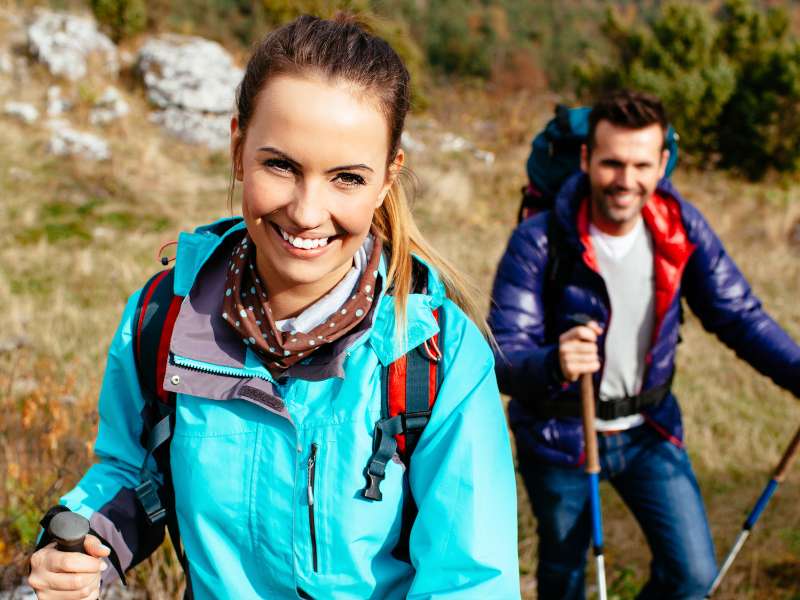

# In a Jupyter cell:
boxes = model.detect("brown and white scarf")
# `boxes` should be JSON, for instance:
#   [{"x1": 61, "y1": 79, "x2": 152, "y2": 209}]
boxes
[{"x1": 222, "y1": 234, "x2": 382, "y2": 376}]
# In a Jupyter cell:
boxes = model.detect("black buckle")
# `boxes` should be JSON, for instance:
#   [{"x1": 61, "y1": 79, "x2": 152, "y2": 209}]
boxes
[
  {"x1": 363, "y1": 470, "x2": 385, "y2": 501},
  {"x1": 402, "y1": 410, "x2": 431, "y2": 432},
  {"x1": 135, "y1": 479, "x2": 166, "y2": 525}
]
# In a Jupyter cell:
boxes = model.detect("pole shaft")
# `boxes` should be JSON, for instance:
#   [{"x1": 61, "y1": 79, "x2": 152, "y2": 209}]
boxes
[
  {"x1": 774, "y1": 424, "x2": 800, "y2": 482},
  {"x1": 581, "y1": 373, "x2": 599, "y2": 475},
  {"x1": 705, "y1": 529, "x2": 750, "y2": 598}
]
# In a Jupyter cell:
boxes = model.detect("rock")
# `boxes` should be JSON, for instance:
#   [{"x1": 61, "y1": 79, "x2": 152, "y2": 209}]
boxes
[
  {"x1": 0, "y1": 335, "x2": 31, "y2": 353},
  {"x1": 47, "y1": 85, "x2": 72, "y2": 116},
  {"x1": 137, "y1": 35, "x2": 241, "y2": 150},
  {"x1": 149, "y1": 107, "x2": 230, "y2": 151},
  {"x1": 3, "y1": 101, "x2": 38, "y2": 124},
  {"x1": 474, "y1": 149, "x2": 495, "y2": 165},
  {"x1": 48, "y1": 119, "x2": 110, "y2": 161},
  {"x1": 0, "y1": 582, "x2": 139, "y2": 600},
  {"x1": 137, "y1": 35, "x2": 241, "y2": 114},
  {"x1": 12, "y1": 377, "x2": 38, "y2": 397},
  {"x1": 27, "y1": 11, "x2": 118, "y2": 81},
  {"x1": 0, "y1": 51, "x2": 12, "y2": 75},
  {"x1": 439, "y1": 132, "x2": 472, "y2": 153},
  {"x1": 401, "y1": 131, "x2": 425, "y2": 153},
  {"x1": 89, "y1": 86, "x2": 129, "y2": 125},
  {"x1": 438, "y1": 131, "x2": 494, "y2": 165},
  {"x1": 0, "y1": 584, "x2": 37, "y2": 600}
]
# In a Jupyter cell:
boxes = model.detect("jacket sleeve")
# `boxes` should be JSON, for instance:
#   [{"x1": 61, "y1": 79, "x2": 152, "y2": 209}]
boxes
[
  {"x1": 488, "y1": 216, "x2": 563, "y2": 400},
  {"x1": 54, "y1": 291, "x2": 166, "y2": 584},
  {"x1": 682, "y1": 208, "x2": 800, "y2": 396},
  {"x1": 406, "y1": 301, "x2": 520, "y2": 599}
]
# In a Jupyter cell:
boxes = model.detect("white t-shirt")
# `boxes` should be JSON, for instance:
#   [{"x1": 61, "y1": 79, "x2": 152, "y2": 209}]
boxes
[{"x1": 589, "y1": 218, "x2": 655, "y2": 431}]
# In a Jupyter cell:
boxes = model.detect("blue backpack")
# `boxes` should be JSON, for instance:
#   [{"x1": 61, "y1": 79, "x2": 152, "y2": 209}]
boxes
[{"x1": 518, "y1": 104, "x2": 680, "y2": 222}]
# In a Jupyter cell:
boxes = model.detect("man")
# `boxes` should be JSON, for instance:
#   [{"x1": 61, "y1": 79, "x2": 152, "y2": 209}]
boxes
[{"x1": 489, "y1": 89, "x2": 800, "y2": 598}]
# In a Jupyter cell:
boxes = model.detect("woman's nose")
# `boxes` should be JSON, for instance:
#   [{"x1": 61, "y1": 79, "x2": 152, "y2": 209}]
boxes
[{"x1": 286, "y1": 180, "x2": 327, "y2": 229}]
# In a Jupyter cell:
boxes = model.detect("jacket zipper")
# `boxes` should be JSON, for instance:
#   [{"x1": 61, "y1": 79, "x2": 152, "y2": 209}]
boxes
[
  {"x1": 307, "y1": 442, "x2": 319, "y2": 572},
  {"x1": 171, "y1": 353, "x2": 274, "y2": 382}
]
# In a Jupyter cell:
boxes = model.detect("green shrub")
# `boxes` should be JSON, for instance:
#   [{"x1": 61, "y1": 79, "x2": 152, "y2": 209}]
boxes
[
  {"x1": 90, "y1": 0, "x2": 147, "y2": 42},
  {"x1": 575, "y1": 0, "x2": 800, "y2": 180}
]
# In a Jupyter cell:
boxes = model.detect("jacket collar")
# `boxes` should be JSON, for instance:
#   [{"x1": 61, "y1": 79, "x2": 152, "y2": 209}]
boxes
[{"x1": 170, "y1": 218, "x2": 444, "y2": 379}]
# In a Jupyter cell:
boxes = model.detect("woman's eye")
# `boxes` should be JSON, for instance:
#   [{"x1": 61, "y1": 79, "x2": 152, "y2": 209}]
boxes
[
  {"x1": 264, "y1": 158, "x2": 294, "y2": 174},
  {"x1": 334, "y1": 172, "x2": 366, "y2": 187}
]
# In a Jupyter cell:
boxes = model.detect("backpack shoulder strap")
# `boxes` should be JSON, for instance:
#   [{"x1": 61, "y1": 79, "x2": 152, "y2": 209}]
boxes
[
  {"x1": 132, "y1": 268, "x2": 193, "y2": 587},
  {"x1": 362, "y1": 267, "x2": 445, "y2": 503},
  {"x1": 133, "y1": 268, "x2": 183, "y2": 406}
]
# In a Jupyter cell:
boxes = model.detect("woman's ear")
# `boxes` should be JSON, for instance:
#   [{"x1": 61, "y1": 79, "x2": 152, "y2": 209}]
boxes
[
  {"x1": 378, "y1": 148, "x2": 405, "y2": 207},
  {"x1": 230, "y1": 116, "x2": 243, "y2": 181}
]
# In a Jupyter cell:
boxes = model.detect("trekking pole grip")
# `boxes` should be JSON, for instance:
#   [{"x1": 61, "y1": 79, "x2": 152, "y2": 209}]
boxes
[
  {"x1": 49, "y1": 512, "x2": 90, "y2": 553},
  {"x1": 580, "y1": 373, "x2": 600, "y2": 474},
  {"x1": 773, "y1": 424, "x2": 800, "y2": 483}
]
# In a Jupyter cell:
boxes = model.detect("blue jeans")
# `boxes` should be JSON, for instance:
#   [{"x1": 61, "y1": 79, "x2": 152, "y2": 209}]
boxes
[{"x1": 517, "y1": 424, "x2": 717, "y2": 600}]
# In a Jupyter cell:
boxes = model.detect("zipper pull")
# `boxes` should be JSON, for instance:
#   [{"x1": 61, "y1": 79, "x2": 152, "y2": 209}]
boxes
[{"x1": 307, "y1": 443, "x2": 318, "y2": 506}]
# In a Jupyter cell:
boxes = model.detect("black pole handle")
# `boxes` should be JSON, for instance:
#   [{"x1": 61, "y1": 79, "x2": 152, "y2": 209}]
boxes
[{"x1": 49, "y1": 512, "x2": 90, "y2": 553}]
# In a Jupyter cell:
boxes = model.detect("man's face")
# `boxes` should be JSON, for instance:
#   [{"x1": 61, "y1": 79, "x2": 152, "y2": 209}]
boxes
[{"x1": 580, "y1": 120, "x2": 668, "y2": 236}]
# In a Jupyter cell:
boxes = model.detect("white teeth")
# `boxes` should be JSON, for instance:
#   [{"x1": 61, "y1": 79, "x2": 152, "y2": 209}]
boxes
[{"x1": 280, "y1": 226, "x2": 328, "y2": 249}]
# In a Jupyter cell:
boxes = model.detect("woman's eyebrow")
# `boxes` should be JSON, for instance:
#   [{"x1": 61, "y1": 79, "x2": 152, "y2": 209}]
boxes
[{"x1": 325, "y1": 163, "x2": 374, "y2": 174}]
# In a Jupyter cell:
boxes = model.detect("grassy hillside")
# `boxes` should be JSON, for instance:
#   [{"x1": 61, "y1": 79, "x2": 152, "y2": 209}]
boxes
[{"x1": 2, "y1": 4, "x2": 800, "y2": 599}]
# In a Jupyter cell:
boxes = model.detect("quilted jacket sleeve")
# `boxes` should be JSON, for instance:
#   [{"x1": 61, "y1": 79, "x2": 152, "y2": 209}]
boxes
[
  {"x1": 682, "y1": 204, "x2": 800, "y2": 397},
  {"x1": 488, "y1": 215, "x2": 563, "y2": 401}
]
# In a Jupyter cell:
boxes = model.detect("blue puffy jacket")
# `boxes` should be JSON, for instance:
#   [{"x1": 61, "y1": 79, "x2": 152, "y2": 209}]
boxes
[
  {"x1": 56, "y1": 218, "x2": 521, "y2": 599},
  {"x1": 489, "y1": 173, "x2": 800, "y2": 467}
]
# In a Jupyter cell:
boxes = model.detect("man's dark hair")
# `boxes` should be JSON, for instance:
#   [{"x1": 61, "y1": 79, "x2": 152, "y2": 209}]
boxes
[{"x1": 587, "y1": 89, "x2": 668, "y2": 153}]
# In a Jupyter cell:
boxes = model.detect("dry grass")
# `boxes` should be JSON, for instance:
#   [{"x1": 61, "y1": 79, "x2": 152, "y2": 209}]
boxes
[{"x1": 2, "y1": 10, "x2": 800, "y2": 598}]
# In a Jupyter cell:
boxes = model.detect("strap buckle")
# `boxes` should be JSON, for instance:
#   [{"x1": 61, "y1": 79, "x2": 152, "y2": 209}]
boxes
[
  {"x1": 135, "y1": 479, "x2": 167, "y2": 525},
  {"x1": 403, "y1": 409, "x2": 432, "y2": 432}
]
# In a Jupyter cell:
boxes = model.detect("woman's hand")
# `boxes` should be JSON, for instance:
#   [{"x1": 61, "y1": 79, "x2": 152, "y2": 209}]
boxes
[
  {"x1": 28, "y1": 534, "x2": 110, "y2": 600},
  {"x1": 558, "y1": 321, "x2": 603, "y2": 382}
]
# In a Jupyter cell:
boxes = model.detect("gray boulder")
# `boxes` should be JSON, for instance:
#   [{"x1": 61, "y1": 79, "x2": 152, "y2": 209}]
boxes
[
  {"x1": 137, "y1": 34, "x2": 241, "y2": 150},
  {"x1": 48, "y1": 119, "x2": 111, "y2": 161},
  {"x1": 137, "y1": 35, "x2": 241, "y2": 113},
  {"x1": 27, "y1": 11, "x2": 118, "y2": 81}
]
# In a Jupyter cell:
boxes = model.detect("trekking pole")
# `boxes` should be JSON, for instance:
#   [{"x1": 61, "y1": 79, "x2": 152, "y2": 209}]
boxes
[
  {"x1": 48, "y1": 511, "x2": 90, "y2": 553},
  {"x1": 705, "y1": 423, "x2": 800, "y2": 598},
  {"x1": 580, "y1": 371, "x2": 607, "y2": 600}
]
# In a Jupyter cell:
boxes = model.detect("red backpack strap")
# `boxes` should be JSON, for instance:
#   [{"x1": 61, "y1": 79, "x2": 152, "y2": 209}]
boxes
[
  {"x1": 362, "y1": 306, "x2": 444, "y2": 502},
  {"x1": 133, "y1": 268, "x2": 184, "y2": 405},
  {"x1": 132, "y1": 268, "x2": 184, "y2": 527}
]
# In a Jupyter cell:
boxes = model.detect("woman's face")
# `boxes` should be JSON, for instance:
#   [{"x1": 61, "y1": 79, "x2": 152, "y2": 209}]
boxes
[{"x1": 232, "y1": 74, "x2": 402, "y2": 303}]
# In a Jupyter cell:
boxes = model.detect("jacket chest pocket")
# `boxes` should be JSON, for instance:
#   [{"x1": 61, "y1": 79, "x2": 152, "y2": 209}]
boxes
[
  {"x1": 299, "y1": 424, "x2": 407, "y2": 579},
  {"x1": 169, "y1": 394, "x2": 261, "y2": 543}
]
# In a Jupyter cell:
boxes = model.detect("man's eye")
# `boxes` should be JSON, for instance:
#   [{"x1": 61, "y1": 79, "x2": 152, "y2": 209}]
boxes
[
  {"x1": 334, "y1": 172, "x2": 366, "y2": 186},
  {"x1": 265, "y1": 158, "x2": 294, "y2": 173}
]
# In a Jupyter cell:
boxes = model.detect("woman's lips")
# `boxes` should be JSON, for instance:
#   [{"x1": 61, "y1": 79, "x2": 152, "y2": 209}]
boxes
[{"x1": 268, "y1": 222, "x2": 337, "y2": 258}]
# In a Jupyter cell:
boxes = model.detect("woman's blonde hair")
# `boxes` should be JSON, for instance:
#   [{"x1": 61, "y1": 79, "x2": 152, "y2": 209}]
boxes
[{"x1": 232, "y1": 14, "x2": 489, "y2": 338}]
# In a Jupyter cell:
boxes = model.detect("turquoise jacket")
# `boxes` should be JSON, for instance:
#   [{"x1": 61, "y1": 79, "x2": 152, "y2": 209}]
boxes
[{"x1": 58, "y1": 218, "x2": 520, "y2": 599}]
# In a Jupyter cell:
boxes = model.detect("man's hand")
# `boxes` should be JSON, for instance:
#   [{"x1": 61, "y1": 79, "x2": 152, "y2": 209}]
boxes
[
  {"x1": 558, "y1": 321, "x2": 603, "y2": 382},
  {"x1": 28, "y1": 534, "x2": 110, "y2": 600}
]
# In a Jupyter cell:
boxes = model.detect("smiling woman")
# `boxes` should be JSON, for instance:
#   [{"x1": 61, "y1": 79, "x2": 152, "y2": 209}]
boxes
[{"x1": 27, "y1": 13, "x2": 520, "y2": 600}]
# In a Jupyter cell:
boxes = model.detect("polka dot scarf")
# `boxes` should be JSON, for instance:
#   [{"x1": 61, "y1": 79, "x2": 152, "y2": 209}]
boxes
[{"x1": 221, "y1": 234, "x2": 382, "y2": 376}]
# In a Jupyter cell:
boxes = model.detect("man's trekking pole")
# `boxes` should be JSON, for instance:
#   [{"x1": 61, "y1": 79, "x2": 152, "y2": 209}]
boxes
[
  {"x1": 580, "y1": 371, "x2": 607, "y2": 600},
  {"x1": 48, "y1": 511, "x2": 90, "y2": 553},
  {"x1": 705, "y1": 424, "x2": 800, "y2": 598}
]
